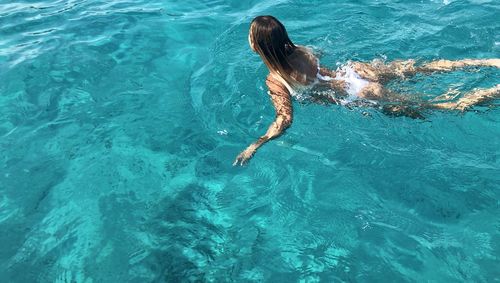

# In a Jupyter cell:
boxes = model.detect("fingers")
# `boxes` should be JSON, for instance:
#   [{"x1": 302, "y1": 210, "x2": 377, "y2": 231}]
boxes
[
  {"x1": 233, "y1": 157, "x2": 248, "y2": 166},
  {"x1": 233, "y1": 158, "x2": 244, "y2": 166},
  {"x1": 232, "y1": 155, "x2": 242, "y2": 166},
  {"x1": 232, "y1": 154, "x2": 250, "y2": 166},
  {"x1": 233, "y1": 155, "x2": 244, "y2": 166},
  {"x1": 233, "y1": 147, "x2": 257, "y2": 166}
]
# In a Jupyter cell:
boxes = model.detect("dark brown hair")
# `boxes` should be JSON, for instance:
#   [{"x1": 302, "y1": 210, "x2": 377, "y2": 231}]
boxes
[{"x1": 249, "y1": 16, "x2": 298, "y2": 86}]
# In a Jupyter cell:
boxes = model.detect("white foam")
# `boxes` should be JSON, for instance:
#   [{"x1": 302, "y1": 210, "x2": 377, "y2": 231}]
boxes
[{"x1": 334, "y1": 64, "x2": 370, "y2": 98}]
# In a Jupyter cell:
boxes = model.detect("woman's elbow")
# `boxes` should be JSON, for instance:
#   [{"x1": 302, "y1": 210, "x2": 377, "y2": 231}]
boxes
[{"x1": 281, "y1": 114, "x2": 293, "y2": 128}]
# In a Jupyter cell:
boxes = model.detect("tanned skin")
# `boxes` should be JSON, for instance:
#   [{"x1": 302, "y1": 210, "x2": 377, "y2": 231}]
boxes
[{"x1": 233, "y1": 29, "x2": 500, "y2": 166}]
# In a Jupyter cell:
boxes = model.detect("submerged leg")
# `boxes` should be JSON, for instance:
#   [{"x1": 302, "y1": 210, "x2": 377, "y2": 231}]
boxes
[
  {"x1": 417, "y1": 59, "x2": 500, "y2": 72},
  {"x1": 432, "y1": 84, "x2": 500, "y2": 111},
  {"x1": 358, "y1": 83, "x2": 426, "y2": 119},
  {"x1": 381, "y1": 104, "x2": 425, "y2": 119},
  {"x1": 358, "y1": 82, "x2": 418, "y2": 103},
  {"x1": 352, "y1": 60, "x2": 418, "y2": 83},
  {"x1": 352, "y1": 58, "x2": 500, "y2": 83}
]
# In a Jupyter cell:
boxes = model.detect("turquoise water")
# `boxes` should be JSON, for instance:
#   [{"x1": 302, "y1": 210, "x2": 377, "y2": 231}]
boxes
[{"x1": 1, "y1": 0, "x2": 500, "y2": 281}]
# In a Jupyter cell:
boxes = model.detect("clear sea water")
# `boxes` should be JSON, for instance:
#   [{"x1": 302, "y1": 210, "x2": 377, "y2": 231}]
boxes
[{"x1": 1, "y1": 0, "x2": 500, "y2": 282}]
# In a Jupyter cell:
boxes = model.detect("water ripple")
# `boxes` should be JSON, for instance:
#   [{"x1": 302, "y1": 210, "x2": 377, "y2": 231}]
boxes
[{"x1": 1, "y1": 0, "x2": 499, "y2": 281}]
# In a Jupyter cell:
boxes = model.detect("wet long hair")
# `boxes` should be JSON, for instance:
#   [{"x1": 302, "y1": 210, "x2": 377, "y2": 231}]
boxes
[{"x1": 249, "y1": 16, "x2": 299, "y2": 86}]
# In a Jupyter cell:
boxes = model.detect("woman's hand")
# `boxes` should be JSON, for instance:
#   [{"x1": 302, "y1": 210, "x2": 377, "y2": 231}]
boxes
[{"x1": 233, "y1": 145, "x2": 257, "y2": 166}]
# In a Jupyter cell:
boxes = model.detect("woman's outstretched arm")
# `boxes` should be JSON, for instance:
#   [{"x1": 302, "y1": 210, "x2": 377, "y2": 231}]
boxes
[{"x1": 233, "y1": 76, "x2": 293, "y2": 166}]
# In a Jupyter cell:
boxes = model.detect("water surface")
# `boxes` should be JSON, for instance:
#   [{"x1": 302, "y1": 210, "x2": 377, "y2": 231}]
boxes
[{"x1": 1, "y1": 0, "x2": 499, "y2": 281}]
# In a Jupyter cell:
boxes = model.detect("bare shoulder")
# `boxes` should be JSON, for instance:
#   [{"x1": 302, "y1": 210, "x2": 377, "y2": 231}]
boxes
[
  {"x1": 291, "y1": 45, "x2": 317, "y2": 62},
  {"x1": 287, "y1": 46, "x2": 318, "y2": 83},
  {"x1": 295, "y1": 45, "x2": 314, "y2": 54}
]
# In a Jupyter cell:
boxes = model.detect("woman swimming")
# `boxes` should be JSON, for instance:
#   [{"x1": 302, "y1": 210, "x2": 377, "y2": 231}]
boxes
[{"x1": 233, "y1": 15, "x2": 500, "y2": 166}]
